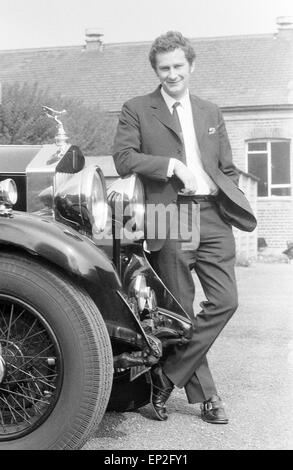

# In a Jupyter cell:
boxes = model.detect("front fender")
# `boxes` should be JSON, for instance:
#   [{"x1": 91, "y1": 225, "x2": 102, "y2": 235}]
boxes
[{"x1": 0, "y1": 211, "x2": 150, "y2": 348}]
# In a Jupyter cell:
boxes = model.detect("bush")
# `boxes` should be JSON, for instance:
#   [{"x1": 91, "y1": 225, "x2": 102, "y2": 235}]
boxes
[{"x1": 0, "y1": 82, "x2": 117, "y2": 155}]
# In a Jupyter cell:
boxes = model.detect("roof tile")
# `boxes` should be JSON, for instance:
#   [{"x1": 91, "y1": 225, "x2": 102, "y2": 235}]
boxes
[{"x1": 0, "y1": 33, "x2": 292, "y2": 112}]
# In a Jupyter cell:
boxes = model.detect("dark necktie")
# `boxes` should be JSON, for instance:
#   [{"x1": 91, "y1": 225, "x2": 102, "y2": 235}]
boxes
[
  {"x1": 172, "y1": 102, "x2": 182, "y2": 132},
  {"x1": 172, "y1": 102, "x2": 186, "y2": 163}
]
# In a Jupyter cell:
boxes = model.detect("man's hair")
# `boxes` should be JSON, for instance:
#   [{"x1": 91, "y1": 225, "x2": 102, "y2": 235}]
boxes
[{"x1": 149, "y1": 31, "x2": 196, "y2": 70}]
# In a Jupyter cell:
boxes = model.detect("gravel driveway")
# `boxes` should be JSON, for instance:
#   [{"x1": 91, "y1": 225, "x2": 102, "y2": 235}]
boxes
[{"x1": 83, "y1": 262, "x2": 293, "y2": 451}]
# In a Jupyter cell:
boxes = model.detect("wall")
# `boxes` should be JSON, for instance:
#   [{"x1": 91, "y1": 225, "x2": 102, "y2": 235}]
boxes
[
  {"x1": 233, "y1": 171, "x2": 258, "y2": 262},
  {"x1": 224, "y1": 108, "x2": 293, "y2": 251},
  {"x1": 257, "y1": 199, "x2": 293, "y2": 248}
]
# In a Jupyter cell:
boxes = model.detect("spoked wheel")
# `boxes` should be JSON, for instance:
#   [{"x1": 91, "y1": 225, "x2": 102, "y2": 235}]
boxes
[
  {"x1": 0, "y1": 252, "x2": 113, "y2": 450},
  {"x1": 0, "y1": 296, "x2": 63, "y2": 440}
]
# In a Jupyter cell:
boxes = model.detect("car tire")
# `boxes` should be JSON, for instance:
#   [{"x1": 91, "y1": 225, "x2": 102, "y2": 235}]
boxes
[{"x1": 0, "y1": 252, "x2": 113, "y2": 450}]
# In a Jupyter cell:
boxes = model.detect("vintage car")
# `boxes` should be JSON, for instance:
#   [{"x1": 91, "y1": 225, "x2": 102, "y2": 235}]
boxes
[{"x1": 0, "y1": 108, "x2": 193, "y2": 450}]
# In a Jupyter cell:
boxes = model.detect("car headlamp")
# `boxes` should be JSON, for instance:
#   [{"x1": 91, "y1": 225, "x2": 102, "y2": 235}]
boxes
[
  {"x1": 0, "y1": 179, "x2": 18, "y2": 206},
  {"x1": 54, "y1": 165, "x2": 108, "y2": 234},
  {"x1": 107, "y1": 174, "x2": 145, "y2": 242}
]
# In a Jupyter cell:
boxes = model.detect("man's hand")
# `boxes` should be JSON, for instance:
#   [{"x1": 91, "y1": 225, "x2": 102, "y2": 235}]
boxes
[{"x1": 173, "y1": 160, "x2": 197, "y2": 194}]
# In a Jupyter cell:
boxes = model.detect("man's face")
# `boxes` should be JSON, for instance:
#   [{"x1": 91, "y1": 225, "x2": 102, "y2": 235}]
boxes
[{"x1": 155, "y1": 48, "x2": 194, "y2": 100}]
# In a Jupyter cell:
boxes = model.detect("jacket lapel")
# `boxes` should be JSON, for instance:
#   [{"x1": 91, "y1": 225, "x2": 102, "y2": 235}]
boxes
[
  {"x1": 190, "y1": 94, "x2": 217, "y2": 175},
  {"x1": 149, "y1": 88, "x2": 210, "y2": 155},
  {"x1": 190, "y1": 94, "x2": 207, "y2": 147},
  {"x1": 149, "y1": 87, "x2": 183, "y2": 142}
]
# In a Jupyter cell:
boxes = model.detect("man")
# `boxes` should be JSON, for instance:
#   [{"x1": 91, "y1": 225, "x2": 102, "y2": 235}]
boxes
[{"x1": 113, "y1": 31, "x2": 257, "y2": 424}]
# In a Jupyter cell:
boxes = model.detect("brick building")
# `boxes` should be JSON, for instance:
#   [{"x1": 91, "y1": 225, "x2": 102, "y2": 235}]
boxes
[
  {"x1": 0, "y1": 17, "x2": 292, "y2": 256},
  {"x1": 225, "y1": 109, "x2": 293, "y2": 251}
]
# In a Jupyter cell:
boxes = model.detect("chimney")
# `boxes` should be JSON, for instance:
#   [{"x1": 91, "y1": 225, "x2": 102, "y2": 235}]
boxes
[
  {"x1": 85, "y1": 28, "x2": 104, "y2": 51},
  {"x1": 276, "y1": 16, "x2": 293, "y2": 39}
]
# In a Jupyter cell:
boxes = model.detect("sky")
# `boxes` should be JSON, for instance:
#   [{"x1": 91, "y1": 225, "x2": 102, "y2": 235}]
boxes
[{"x1": 0, "y1": 0, "x2": 292, "y2": 50}]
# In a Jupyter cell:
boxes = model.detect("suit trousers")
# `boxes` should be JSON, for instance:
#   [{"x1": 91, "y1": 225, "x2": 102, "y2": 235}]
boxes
[{"x1": 151, "y1": 199, "x2": 238, "y2": 403}]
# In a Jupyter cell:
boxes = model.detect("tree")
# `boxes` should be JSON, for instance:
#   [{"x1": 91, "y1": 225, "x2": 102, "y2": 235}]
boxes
[{"x1": 0, "y1": 82, "x2": 117, "y2": 155}]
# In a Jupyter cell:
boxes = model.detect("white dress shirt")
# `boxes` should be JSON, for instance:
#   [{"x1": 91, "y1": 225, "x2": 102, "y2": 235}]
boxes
[{"x1": 161, "y1": 87, "x2": 218, "y2": 195}]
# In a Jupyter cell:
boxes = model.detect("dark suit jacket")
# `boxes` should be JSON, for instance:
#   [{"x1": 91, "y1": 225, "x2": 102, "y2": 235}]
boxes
[{"x1": 113, "y1": 86, "x2": 257, "y2": 250}]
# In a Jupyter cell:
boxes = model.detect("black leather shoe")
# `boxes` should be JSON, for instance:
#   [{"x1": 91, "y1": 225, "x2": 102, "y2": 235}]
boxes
[
  {"x1": 150, "y1": 365, "x2": 174, "y2": 421},
  {"x1": 201, "y1": 395, "x2": 229, "y2": 424}
]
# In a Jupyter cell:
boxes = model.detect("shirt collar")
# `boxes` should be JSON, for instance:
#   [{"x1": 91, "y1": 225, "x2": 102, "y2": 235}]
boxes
[{"x1": 160, "y1": 87, "x2": 190, "y2": 113}]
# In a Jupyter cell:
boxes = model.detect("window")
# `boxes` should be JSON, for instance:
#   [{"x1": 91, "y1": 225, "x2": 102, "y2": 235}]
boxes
[{"x1": 247, "y1": 140, "x2": 291, "y2": 197}]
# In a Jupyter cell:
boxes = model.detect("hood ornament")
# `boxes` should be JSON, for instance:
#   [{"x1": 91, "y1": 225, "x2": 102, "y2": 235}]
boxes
[{"x1": 42, "y1": 106, "x2": 69, "y2": 159}]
